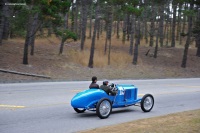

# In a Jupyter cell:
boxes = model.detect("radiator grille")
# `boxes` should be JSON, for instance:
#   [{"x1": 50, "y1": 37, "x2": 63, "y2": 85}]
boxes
[{"x1": 125, "y1": 89, "x2": 131, "y2": 99}]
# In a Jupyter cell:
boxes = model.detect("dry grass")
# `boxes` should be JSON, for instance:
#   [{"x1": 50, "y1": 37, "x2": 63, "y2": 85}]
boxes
[
  {"x1": 80, "y1": 109, "x2": 200, "y2": 133},
  {"x1": 68, "y1": 27, "x2": 193, "y2": 68},
  {"x1": 69, "y1": 31, "x2": 139, "y2": 68},
  {"x1": 26, "y1": 23, "x2": 194, "y2": 68},
  {"x1": 8, "y1": 28, "x2": 192, "y2": 69},
  {"x1": 0, "y1": 27, "x2": 200, "y2": 82},
  {"x1": 69, "y1": 48, "x2": 132, "y2": 68}
]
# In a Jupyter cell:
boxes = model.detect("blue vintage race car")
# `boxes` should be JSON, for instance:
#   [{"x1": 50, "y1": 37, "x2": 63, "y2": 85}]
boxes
[{"x1": 71, "y1": 84, "x2": 154, "y2": 119}]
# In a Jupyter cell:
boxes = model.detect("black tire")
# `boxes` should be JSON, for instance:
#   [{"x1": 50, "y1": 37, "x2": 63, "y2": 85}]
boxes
[
  {"x1": 141, "y1": 94, "x2": 154, "y2": 112},
  {"x1": 96, "y1": 98, "x2": 112, "y2": 119},
  {"x1": 74, "y1": 108, "x2": 86, "y2": 113}
]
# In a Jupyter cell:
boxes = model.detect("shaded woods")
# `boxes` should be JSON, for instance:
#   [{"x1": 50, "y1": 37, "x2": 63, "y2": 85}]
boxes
[{"x1": 0, "y1": 0, "x2": 200, "y2": 69}]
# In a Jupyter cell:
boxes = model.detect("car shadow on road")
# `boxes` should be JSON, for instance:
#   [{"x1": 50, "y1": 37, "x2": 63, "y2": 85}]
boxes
[
  {"x1": 76, "y1": 111, "x2": 98, "y2": 118},
  {"x1": 75, "y1": 108, "x2": 137, "y2": 118},
  {"x1": 111, "y1": 108, "x2": 135, "y2": 114}
]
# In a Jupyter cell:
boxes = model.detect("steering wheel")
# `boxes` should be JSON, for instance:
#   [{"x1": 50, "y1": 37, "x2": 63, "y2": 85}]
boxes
[
  {"x1": 109, "y1": 83, "x2": 115, "y2": 87},
  {"x1": 110, "y1": 83, "x2": 118, "y2": 91}
]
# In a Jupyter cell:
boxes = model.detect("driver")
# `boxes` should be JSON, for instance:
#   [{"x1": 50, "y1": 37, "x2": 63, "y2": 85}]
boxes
[{"x1": 100, "y1": 80, "x2": 116, "y2": 96}]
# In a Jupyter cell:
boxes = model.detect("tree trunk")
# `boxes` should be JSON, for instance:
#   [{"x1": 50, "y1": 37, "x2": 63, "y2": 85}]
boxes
[
  {"x1": 195, "y1": 8, "x2": 200, "y2": 57},
  {"x1": 127, "y1": 14, "x2": 131, "y2": 41},
  {"x1": 71, "y1": 1, "x2": 75, "y2": 32},
  {"x1": 154, "y1": 28, "x2": 159, "y2": 58},
  {"x1": 100, "y1": 19, "x2": 103, "y2": 35},
  {"x1": 0, "y1": 0, "x2": 6, "y2": 45},
  {"x1": 133, "y1": 18, "x2": 140, "y2": 65},
  {"x1": 30, "y1": 34, "x2": 36, "y2": 56},
  {"x1": 164, "y1": 19, "x2": 167, "y2": 40},
  {"x1": 180, "y1": 3, "x2": 187, "y2": 45},
  {"x1": 181, "y1": 1, "x2": 194, "y2": 68},
  {"x1": 140, "y1": 7, "x2": 144, "y2": 40},
  {"x1": 2, "y1": 11, "x2": 9, "y2": 40},
  {"x1": 88, "y1": 4, "x2": 93, "y2": 39},
  {"x1": 88, "y1": 1, "x2": 100, "y2": 68},
  {"x1": 165, "y1": 21, "x2": 169, "y2": 46},
  {"x1": 169, "y1": 19, "x2": 172, "y2": 41},
  {"x1": 122, "y1": 14, "x2": 127, "y2": 44},
  {"x1": 196, "y1": 34, "x2": 200, "y2": 57},
  {"x1": 159, "y1": 4, "x2": 164, "y2": 47},
  {"x1": 97, "y1": 18, "x2": 100, "y2": 40},
  {"x1": 59, "y1": 38, "x2": 65, "y2": 55},
  {"x1": 144, "y1": 18, "x2": 148, "y2": 44},
  {"x1": 149, "y1": 3, "x2": 155, "y2": 47},
  {"x1": 23, "y1": 15, "x2": 32, "y2": 64},
  {"x1": 80, "y1": 0, "x2": 88, "y2": 51},
  {"x1": 23, "y1": 35, "x2": 30, "y2": 65},
  {"x1": 143, "y1": 0, "x2": 149, "y2": 44},
  {"x1": 74, "y1": 0, "x2": 79, "y2": 34},
  {"x1": 59, "y1": 13, "x2": 68, "y2": 54},
  {"x1": 113, "y1": 20, "x2": 116, "y2": 35},
  {"x1": 116, "y1": 14, "x2": 120, "y2": 39},
  {"x1": 23, "y1": 11, "x2": 40, "y2": 64},
  {"x1": 107, "y1": 5, "x2": 113, "y2": 65},
  {"x1": 30, "y1": 13, "x2": 39, "y2": 56},
  {"x1": 176, "y1": 3, "x2": 182, "y2": 41},
  {"x1": 129, "y1": 14, "x2": 135, "y2": 55},
  {"x1": 171, "y1": 4, "x2": 177, "y2": 47},
  {"x1": 104, "y1": 30, "x2": 108, "y2": 55},
  {"x1": 108, "y1": 38, "x2": 111, "y2": 65},
  {"x1": 78, "y1": 2, "x2": 82, "y2": 40},
  {"x1": 1, "y1": 0, "x2": 9, "y2": 41}
]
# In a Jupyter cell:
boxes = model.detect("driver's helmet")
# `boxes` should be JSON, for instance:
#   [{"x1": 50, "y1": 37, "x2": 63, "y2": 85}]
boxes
[{"x1": 103, "y1": 79, "x2": 109, "y2": 85}]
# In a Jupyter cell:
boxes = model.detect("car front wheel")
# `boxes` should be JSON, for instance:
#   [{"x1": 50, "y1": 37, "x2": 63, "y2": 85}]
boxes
[
  {"x1": 141, "y1": 94, "x2": 154, "y2": 112},
  {"x1": 96, "y1": 98, "x2": 112, "y2": 119}
]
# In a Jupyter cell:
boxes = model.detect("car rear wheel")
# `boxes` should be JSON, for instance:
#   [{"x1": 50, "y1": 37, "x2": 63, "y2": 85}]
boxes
[
  {"x1": 141, "y1": 94, "x2": 154, "y2": 112},
  {"x1": 96, "y1": 98, "x2": 112, "y2": 119},
  {"x1": 74, "y1": 108, "x2": 86, "y2": 113}
]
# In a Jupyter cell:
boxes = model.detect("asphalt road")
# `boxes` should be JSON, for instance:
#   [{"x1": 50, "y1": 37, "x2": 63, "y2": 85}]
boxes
[{"x1": 0, "y1": 78, "x2": 200, "y2": 133}]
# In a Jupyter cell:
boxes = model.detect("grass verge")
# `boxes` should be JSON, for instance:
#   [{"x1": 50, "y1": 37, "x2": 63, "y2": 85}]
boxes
[{"x1": 80, "y1": 109, "x2": 200, "y2": 133}]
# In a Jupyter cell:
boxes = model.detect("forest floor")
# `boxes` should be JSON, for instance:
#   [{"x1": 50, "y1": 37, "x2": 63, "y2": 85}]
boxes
[{"x1": 0, "y1": 37, "x2": 200, "y2": 83}]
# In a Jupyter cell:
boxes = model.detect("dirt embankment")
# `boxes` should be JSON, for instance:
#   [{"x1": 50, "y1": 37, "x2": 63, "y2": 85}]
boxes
[{"x1": 0, "y1": 38, "x2": 199, "y2": 83}]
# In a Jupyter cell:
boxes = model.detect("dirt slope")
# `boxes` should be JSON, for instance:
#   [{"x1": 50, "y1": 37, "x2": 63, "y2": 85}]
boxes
[{"x1": 0, "y1": 38, "x2": 199, "y2": 83}]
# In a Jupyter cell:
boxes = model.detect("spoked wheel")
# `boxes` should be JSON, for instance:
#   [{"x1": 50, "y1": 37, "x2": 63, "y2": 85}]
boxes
[
  {"x1": 96, "y1": 98, "x2": 112, "y2": 119},
  {"x1": 74, "y1": 108, "x2": 86, "y2": 113},
  {"x1": 141, "y1": 94, "x2": 154, "y2": 112}
]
